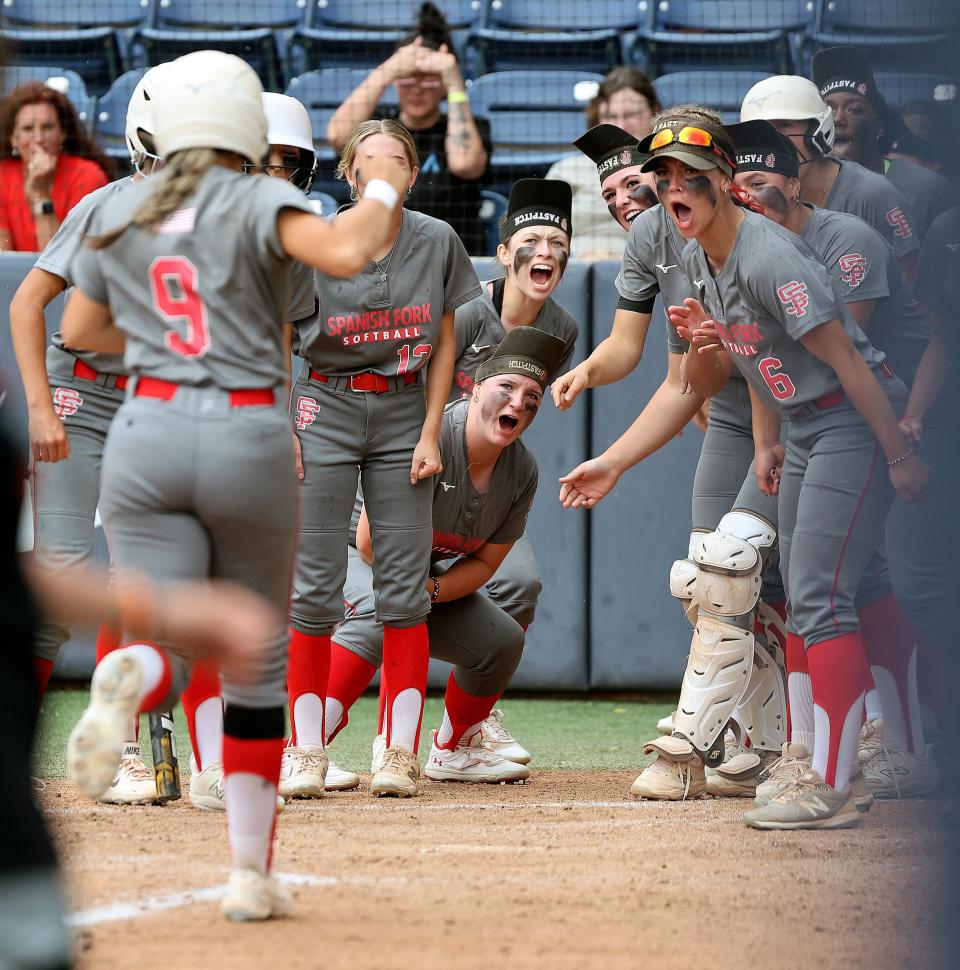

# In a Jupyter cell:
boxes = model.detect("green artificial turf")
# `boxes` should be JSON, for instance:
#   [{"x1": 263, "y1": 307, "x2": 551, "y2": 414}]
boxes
[{"x1": 35, "y1": 688, "x2": 671, "y2": 777}]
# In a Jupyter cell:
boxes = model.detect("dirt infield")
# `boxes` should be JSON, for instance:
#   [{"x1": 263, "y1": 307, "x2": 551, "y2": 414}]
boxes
[{"x1": 43, "y1": 770, "x2": 948, "y2": 970}]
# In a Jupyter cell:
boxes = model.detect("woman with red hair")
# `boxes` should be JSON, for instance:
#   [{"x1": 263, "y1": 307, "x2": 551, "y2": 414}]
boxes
[{"x1": 0, "y1": 82, "x2": 111, "y2": 251}]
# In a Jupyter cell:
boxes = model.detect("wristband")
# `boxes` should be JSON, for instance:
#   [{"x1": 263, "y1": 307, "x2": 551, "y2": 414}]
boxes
[
  {"x1": 431, "y1": 576, "x2": 441, "y2": 602},
  {"x1": 447, "y1": 90, "x2": 468, "y2": 104},
  {"x1": 886, "y1": 447, "x2": 915, "y2": 466},
  {"x1": 364, "y1": 178, "x2": 400, "y2": 211}
]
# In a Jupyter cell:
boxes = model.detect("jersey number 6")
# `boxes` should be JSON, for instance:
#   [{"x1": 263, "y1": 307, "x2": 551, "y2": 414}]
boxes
[
  {"x1": 758, "y1": 356, "x2": 797, "y2": 401},
  {"x1": 149, "y1": 257, "x2": 210, "y2": 359}
]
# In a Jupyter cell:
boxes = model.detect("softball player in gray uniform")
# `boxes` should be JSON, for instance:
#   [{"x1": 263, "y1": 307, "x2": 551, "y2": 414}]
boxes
[
  {"x1": 60, "y1": 51, "x2": 409, "y2": 921},
  {"x1": 9, "y1": 64, "x2": 171, "y2": 806},
  {"x1": 324, "y1": 328, "x2": 566, "y2": 789},
  {"x1": 729, "y1": 120, "x2": 939, "y2": 798},
  {"x1": 559, "y1": 117, "x2": 788, "y2": 801},
  {"x1": 740, "y1": 75, "x2": 920, "y2": 280},
  {"x1": 285, "y1": 118, "x2": 480, "y2": 800},
  {"x1": 644, "y1": 121, "x2": 927, "y2": 829}
]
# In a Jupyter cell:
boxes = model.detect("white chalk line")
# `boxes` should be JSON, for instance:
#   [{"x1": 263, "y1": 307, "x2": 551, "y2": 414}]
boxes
[{"x1": 67, "y1": 871, "x2": 405, "y2": 928}]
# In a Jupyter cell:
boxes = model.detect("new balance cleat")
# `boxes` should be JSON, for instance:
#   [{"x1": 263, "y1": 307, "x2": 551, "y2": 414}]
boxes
[
  {"x1": 753, "y1": 742, "x2": 811, "y2": 808},
  {"x1": 370, "y1": 745, "x2": 421, "y2": 797},
  {"x1": 189, "y1": 756, "x2": 225, "y2": 811},
  {"x1": 278, "y1": 746, "x2": 328, "y2": 800},
  {"x1": 743, "y1": 769, "x2": 859, "y2": 830}
]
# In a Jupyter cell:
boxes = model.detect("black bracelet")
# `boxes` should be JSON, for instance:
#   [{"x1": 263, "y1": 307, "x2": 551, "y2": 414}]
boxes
[{"x1": 431, "y1": 576, "x2": 441, "y2": 602}]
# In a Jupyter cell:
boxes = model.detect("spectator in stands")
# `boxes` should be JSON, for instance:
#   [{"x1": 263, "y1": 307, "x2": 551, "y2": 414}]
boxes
[
  {"x1": 0, "y1": 82, "x2": 111, "y2": 252},
  {"x1": 327, "y1": 2, "x2": 491, "y2": 254},
  {"x1": 547, "y1": 68, "x2": 661, "y2": 261}
]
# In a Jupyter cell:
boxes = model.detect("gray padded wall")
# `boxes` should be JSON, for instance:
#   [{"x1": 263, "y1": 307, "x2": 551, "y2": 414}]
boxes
[{"x1": 587, "y1": 261, "x2": 702, "y2": 689}]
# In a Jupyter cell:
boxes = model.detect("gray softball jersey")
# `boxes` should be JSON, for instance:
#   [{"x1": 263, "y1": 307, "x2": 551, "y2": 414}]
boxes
[
  {"x1": 72, "y1": 166, "x2": 315, "y2": 389},
  {"x1": 825, "y1": 158, "x2": 919, "y2": 261},
  {"x1": 299, "y1": 208, "x2": 481, "y2": 378},
  {"x1": 682, "y1": 211, "x2": 886, "y2": 413},
  {"x1": 452, "y1": 285, "x2": 578, "y2": 401},
  {"x1": 800, "y1": 205, "x2": 928, "y2": 383},
  {"x1": 38, "y1": 177, "x2": 132, "y2": 377},
  {"x1": 913, "y1": 204, "x2": 960, "y2": 325},
  {"x1": 431, "y1": 399, "x2": 538, "y2": 561},
  {"x1": 884, "y1": 157, "x2": 960, "y2": 241}
]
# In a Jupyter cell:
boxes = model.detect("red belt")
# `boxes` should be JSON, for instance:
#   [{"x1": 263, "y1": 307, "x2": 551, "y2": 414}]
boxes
[
  {"x1": 135, "y1": 376, "x2": 275, "y2": 407},
  {"x1": 73, "y1": 358, "x2": 128, "y2": 390},
  {"x1": 807, "y1": 362, "x2": 895, "y2": 411},
  {"x1": 309, "y1": 369, "x2": 418, "y2": 393}
]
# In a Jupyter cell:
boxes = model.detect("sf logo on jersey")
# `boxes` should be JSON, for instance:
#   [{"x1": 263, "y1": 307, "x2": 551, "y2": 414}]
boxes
[
  {"x1": 295, "y1": 396, "x2": 321, "y2": 430},
  {"x1": 885, "y1": 207, "x2": 913, "y2": 240},
  {"x1": 53, "y1": 387, "x2": 83, "y2": 419},
  {"x1": 776, "y1": 280, "x2": 809, "y2": 318},
  {"x1": 839, "y1": 252, "x2": 867, "y2": 289}
]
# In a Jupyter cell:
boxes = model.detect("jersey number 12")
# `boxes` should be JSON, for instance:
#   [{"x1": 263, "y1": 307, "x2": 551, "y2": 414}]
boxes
[{"x1": 149, "y1": 257, "x2": 210, "y2": 358}]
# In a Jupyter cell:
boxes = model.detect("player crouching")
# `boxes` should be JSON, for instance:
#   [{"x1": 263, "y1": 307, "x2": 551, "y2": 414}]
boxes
[{"x1": 318, "y1": 327, "x2": 566, "y2": 793}]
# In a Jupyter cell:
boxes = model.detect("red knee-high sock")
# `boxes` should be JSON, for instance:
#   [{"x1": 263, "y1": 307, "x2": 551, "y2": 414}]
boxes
[
  {"x1": 222, "y1": 734, "x2": 283, "y2": 874},
  {"x1": 858, "y1": 593, "x2": 921, "y2": 753},
  {"x1": 436, "y1": 671, "x2": 500, "y2": 750},
  {"x1": 785, "y1": 632, "x2": 813, "y2": 751},
  {"x1": 95, "y1": 624, "x2": 121, "y2": 662},
  {"x1": 181, "y1": 660, "x2": 221, "y2": 770},
  {"x1": 382, "y1": 623, "x2": 429, "y2": 753},
  {"x1": 377, "y1": 678, "x2": 386, "y2": 736},
  {"x1": 324, "y1": 643, "x2": 377, "y2": 745},
  {"x1": 287, "y1": 629, "x2": 330, "y2": 749},
  {"x1": 807, "y1": 633, "x2": 869, "y2": 789},
  {"x1": 33, "y1": 658, "x2": 53, "y2": 706}
]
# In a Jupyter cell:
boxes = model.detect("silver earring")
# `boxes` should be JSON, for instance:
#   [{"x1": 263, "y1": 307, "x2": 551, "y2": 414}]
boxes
[
  {"x1": 405, "y1": 185, "x2": 414, "y2": 198},
  {"x1": 349, "y1": 184, "x2": 359, "y2": 202},
  {"x1": 11, "y1": 148, "x2": 18, "y2": 158}
]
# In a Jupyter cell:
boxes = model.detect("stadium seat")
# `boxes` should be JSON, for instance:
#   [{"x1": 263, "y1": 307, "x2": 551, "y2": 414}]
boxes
[
  {"x1": 94, "y1": 69, "x2": 148, "y2": 163},
  {"x1": 469, "y1": 0, "x2": 643, "y2": 76},
  {"x1": 810, "y1": 0, "x2": 959, "y2": 73},
  {"x1": 291, "y1": 0, "x2": 482, "y2": 74},
  {"x1": 652, "y1": 70, "x2": 775, "y2": 123},
  {"x1": 873, "y1": 72, "x2": 959, "y2": 109},
  {"x1": 134, "y1": 0, "x2": 305, "y2": 92},
  {"x1": 1, "y1": 67, "x2": 96, "y2": 129},
  {"x1": 480, "y1": 188, "x2": 508, "y2": 257},
  {"x1": 469, "y1": 70, "x2": 604, "y2": 175},
  {"x1": 635, "y1": 0, "x2": 814, "y2": 76},
  {"x1": 285, "y1": 69, "x2": 399, "y2": 161},
  {"x1": 0, "y1": 0, "x2": 149, "y2": 95}
]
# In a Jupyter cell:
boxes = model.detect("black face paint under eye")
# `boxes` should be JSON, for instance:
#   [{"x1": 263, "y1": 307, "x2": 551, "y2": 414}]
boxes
[
  {"x1": 751, "y1": 183, "x2": 789, "y2": 217},
  {"x1": 685, "y1": 175, "x2": 717, "y2": 206},
  {"x1": 655, "y1": 177, "x2": 669, "y2": 200},
  {"x1": 513, "y1": 245, "x2": 535, "y2": 275},
  {"x1": 557, "y1": 249, "x2": 569, "y2": 275},
  {"x1": 524, "y1": 400, "x2": 539, "y2": 416},
  {"x1": 629, "y1": 184, "x2": 658, "y2": 210}
]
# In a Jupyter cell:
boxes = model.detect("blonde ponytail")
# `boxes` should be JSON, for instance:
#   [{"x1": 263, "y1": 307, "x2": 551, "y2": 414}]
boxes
[{"x1": 86, "y1": 148, "x2": 218, "y2": 250}]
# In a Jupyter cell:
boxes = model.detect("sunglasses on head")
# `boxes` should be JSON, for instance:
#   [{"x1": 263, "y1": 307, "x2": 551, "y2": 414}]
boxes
[{"x1": 650, "y1": 126, "x2": 734, "y2": 167}]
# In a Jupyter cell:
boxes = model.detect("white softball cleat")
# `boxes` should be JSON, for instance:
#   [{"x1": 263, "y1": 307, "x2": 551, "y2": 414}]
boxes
[
  {"x1": 96, "y1": 741, "x2": 159, "y2": 805},
  {"x1": 753, "y1": 742, "x2": 811, "y2": 808},
  {"x1": 69, "y1": 652, "x2": 144, "y2": 800},
  {"x1": 278, "y1": 746, "x2": 328, "y2": 800},
  {"x1": 631, "y1": 736, "x2": 706, "y2": 800},
  {"x1": 425, "y1": 730, "x2": 531, "y2": 784},
  {"x1": 478, "y1": 709, "x2": 531, "y2": 764},
  {"x1": 859, "y1": 719, "x2": 940, "y2": 799},
  {"x1": 371, "y1": 732, "x2": 387, "y2": 774},
  {"x1": 370, "y1": 745, "x2": 421, "y2": 798},
  {"x1": 324, "y1": 759, "x2": 360, "y2": 792},
  {"x1": 189, "y1": 756, "x2": 225, "y2": 811},
  {"x1": 743, "y1": 769, "x2": 860, "y2": 830},
  {"x1": 220, "y1": 868, "x2": 291, "y2": 922},
  {"x1": 656, "y1": 710, "x2": 677, "y2": 736}
]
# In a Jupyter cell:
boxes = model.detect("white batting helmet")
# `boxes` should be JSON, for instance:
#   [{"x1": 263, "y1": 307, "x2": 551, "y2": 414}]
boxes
[
  {"x1": 740, "y1": 75, "x2": 835, "y2": 158},
  {"x1": 260, "y1": 92, "x2": 318, "y2": 192},
  {"x1": 124, "y1": 62, "x2": 172, "y2": 176},
  {"x1": 153, "y1": 51, "x2": 267, "y2": 166}
]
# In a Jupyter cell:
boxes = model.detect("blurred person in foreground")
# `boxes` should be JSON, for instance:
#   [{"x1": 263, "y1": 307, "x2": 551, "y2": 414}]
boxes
[
  {"x1": 0, "y1": 82, "x2": 111, "y2": 252},
  {"x1": 327, "y1": 2, "x2": 491, "y2": 253},
  {"x1": 547, "y1": 67, "x2": 661, "y2": 260}
]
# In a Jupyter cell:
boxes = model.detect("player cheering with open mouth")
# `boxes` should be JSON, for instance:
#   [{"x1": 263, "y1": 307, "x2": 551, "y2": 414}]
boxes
[
  {"x1": 643, "y1": 115, "x2": 927, "y2": 829},
  {"x1": 324, "y1": 327, "x2": 566, "y2": 786},
  {"x1": 283, "y1": 118, "x2": 480, "y2": 799},
  {"x1": 59, "y1": 50, "x2": 409, "y2": 919}
]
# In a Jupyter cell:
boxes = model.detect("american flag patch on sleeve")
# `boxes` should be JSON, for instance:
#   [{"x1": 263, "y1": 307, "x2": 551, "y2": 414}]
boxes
[{"x1": 158, "y1": 207, "x2": 197, "y2": 235}]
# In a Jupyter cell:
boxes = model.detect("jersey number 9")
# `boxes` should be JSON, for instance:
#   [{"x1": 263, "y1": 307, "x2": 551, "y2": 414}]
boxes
[{"x1": 149, "y1": 257, "x2": 210, "y2": 359}]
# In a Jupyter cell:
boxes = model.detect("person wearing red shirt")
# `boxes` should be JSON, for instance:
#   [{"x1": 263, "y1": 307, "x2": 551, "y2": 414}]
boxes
[{"x1": 0, "y1": 82, "x2": 111, "y2": 252}]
